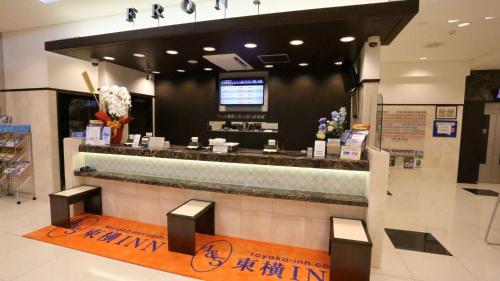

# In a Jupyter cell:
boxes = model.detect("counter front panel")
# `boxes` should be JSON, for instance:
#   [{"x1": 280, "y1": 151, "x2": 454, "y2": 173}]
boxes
[{"x1": 82, "y1": 151, "x2": 369, "y2": 197}]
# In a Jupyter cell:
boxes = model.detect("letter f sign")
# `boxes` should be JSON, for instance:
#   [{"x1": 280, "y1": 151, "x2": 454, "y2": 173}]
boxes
[{"x1": 126, "y1": 7, "x2": 138, "y2": 23}]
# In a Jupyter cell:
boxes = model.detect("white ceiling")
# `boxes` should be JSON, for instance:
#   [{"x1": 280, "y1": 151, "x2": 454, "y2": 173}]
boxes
[
  {"x1": 0, "y1": 0, "x2": 183, "y2": 32},
  {"x1": 0, "y1": 0, "x2": 499, "y2": 68},
  {"x1": 380, "y1": 0, "x2": 500, "y2": 68}
]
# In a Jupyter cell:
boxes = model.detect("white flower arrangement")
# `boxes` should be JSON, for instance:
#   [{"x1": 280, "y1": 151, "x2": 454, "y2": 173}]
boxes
[{"x1": 99, "y1": 85, "x2": 132, "y2": 119}]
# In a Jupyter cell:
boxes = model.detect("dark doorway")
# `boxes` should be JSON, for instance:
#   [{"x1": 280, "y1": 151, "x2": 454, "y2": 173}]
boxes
[
  {"x1": 457, "y1": 100, "x2": 484, "y2": 183},
  {"x1": 56, "y1": 91, "x2": 153, "y2": 189}
]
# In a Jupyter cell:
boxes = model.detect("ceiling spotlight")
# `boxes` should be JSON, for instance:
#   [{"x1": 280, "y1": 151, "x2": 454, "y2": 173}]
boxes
[
  {"x1": 103, "y1": 56, "x2": 115, "y2": 61},
  {"x1": 484, "y1": 16, "x2": 495, "y2": 20},
  {"x1": 448, "y1": 19, "x2": 459, "y2": 23},
  {"x1": 340, "y1": 36, "x2": 356, "y2": 43},
  {"x1": 334, "y1": 61, "x2": 343, "y2": 66},
  {"x1": 188, "y1": 59, "x2": 199, "y2": 64},
  {"x1": 290, "y1": 40, "x2": 304, "y2": 46},
  {"x1": 152, "y1": 71, "x2": 160, "y2": 74},
  {"x1": 166, "y1": 50, "x2": 179, "y2": 55},
  {"x1": 457, "y1": 22, "x2": 471, "y2": 27},
  {"x1": 203, "y1": 47, "x2": 216, "y2": 52},
  {"x1": 133, "y1": 53, "x2": 145, "y2": 58},
  {"x1": 419, "y1": 57, "x2": 428, "y2": 61},
  {"x1": 244, "y1": 43, "x2": 258, "y2": 48},
  {"x1": 177, "y1": 69, "x2": 186, "y2": 73},
  {"x1": 298, "y1": 63, "x2": 308, "y2": 67},
  {"x1": 204, "y1": 68, "x2": 213, "y2": 71},
  {"x1": 265, "y1": 65, "x2": 274, "y2": 68}
]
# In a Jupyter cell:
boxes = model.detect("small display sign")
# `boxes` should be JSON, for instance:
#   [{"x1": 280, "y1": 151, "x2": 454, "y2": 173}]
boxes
[{"x1": 433, "y1": 120, "x2": 457, "y2": 138}]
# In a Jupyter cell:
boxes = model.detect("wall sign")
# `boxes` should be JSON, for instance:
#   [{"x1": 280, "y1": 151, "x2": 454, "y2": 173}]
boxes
[
  {"x1": 435, "y1": 105, "x2": 457, "y2": 119},
  {"x1": 126, "y1": 8, "x2": 138, "y2": 22},
  {"x1": 433, "y1": 120, "x2": 457, "y2": 138},
  {"x1": 126, "y1": 0, "x2": 231, "y2": 23},
  {"x1": 152, "y1": 4, "x2": 165, "y2": 19}
]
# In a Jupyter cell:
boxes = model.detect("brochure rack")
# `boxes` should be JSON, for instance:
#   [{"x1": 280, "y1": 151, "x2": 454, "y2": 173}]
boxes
[{"x1": 0, "y1": 123, "x2": 36, "y2": 204}]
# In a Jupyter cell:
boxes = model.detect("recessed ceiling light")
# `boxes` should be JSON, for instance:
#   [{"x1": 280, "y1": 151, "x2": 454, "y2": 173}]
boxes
[
  {"x1": 166, "y1": 50, "x2": 179, "y2": 55},
  {"x1": 334, "y1": 61, "x2": 343, "y2": 66},
  {"x1": 265, "y1": 65, "x2": 274, "y2": 68},
  {"x1": 103, "y1": 56, "x2": 115, "y2": 61},
  {"x1": 203, "y1": 47, "x2": 216, "y2": 52},
  {"x1": 204, "y1": 68, "x2": 213, "y2": 71},
  {"x1": 152, "y1": 71, "x2": 160, "y2": 74},
  {"x1": 290, "y1": 40, "x2": 304, "y2": 46},
  {"x1": 188, "y1": 60, "x2": 199, "y2": 64},
  {"x1": 484, "y1": 16, "x2": 495, "y2": 20},
  {"x1": 298, "y1": 63, "x2": 308, "y2": 67},
  {"x1": 39, "y1": 0, "x2": 61, "y2": 3},
  {"x1": 419, "y1": 57, "x2": 428, "y2": 61},
  {"x1": 457, "y1": 22, "x2": 471, "y2": 27},
  {"x1": 133, "y1": 53, "x2": 145, "y2": 58},
  {"x1": 244, "y1": 43, "x2": 258, "y2": 49},
  {"x1": 340, "y1": 36, "x2": 356, "y2": 43},
  {"x1": 448, "y1": 19, "x2": 459, "y2": 23},
  {"x1": 177, "y1": 69, "x2": 186, "y2": 73}
]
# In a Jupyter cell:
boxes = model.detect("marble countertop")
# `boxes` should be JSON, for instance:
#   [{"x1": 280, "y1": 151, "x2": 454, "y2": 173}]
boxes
[
  {"x1": 79, "y1": 144, "x2": 369, "y2": 171},
  {"x1": 75, "y1": 170, "x2": 368, "y2": 207}
]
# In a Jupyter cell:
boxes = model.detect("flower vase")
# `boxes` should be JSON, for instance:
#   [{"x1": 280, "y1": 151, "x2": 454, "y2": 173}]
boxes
[
  {"x1": 327, "y1": 138, "x2": 341, "y2": 156},
  {"x1": 111, "y1": 126, "x2": 124, "y2": 145}
]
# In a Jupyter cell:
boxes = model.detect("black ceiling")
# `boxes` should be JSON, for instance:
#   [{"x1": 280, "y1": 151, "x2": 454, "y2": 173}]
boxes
[{"x1": 45, "y1": 0, "x2": 418, "y2": 75}]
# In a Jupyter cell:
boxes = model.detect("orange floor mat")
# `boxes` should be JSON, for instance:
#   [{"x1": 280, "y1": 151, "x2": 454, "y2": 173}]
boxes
[{"x1": 24, "y1": 214, "x2": 330, "y2": 281}]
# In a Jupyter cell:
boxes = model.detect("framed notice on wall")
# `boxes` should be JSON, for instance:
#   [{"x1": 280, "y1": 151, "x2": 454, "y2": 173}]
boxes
[
  {"x1": 433, "y1": 120, "x2": 457, "y2": 138},
  {"x1": 435, "y1": 105, "x2": 457, "y2": 119}
]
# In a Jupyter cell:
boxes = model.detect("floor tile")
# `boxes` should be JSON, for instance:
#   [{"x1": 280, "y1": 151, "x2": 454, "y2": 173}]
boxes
[
  {"x1": 371, "y1": 250, "x2": 413, "y2": 279},
  {"x1": 81, "y1": 259, "x2": 158, "y2": 281},
  {"x1": 370, "y1": 273, "x2": 414, "y2": 281},
  {"x1": 149, "y1": 271, "x2": 201, "y2": 281},
  {"x1": 463, "y1": 188, "x2": 499, "y2": 197},
  {"x1": 399, "y1": 250, "x2": 478, "y2": 281},
  {"x1": 385, "y1": 228, "x2": 452, "y2": 256},
  {"x1": 458, "y1": 257, "x2": 500, "y2": 281}
]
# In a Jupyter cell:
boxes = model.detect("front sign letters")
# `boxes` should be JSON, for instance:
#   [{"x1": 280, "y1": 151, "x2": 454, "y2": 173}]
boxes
[
  {"x1": 151, "y1": 4, "x2": 165, "y2": 19},
  {"x1": 126, "y1": 0, "x2": 231, "y2": 23},
  {"x1": 126, "y1": 7, "x2": 138, "y2": 23}
]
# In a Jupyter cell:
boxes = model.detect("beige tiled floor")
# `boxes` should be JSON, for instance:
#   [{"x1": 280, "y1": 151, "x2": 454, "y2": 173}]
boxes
[{"x1": 0, "y1": 179, "x2": 499, "y2": 281}]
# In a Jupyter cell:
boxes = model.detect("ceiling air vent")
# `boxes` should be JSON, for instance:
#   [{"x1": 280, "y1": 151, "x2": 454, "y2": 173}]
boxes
[
  {"x1": 203, "y1": 53, "x2": 253, "y2": 71},
  {"x1": 258, "y1": 54, "x2": 291, "y2": 64}
]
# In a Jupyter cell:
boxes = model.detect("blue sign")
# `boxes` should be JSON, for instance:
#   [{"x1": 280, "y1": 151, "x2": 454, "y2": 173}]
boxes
[{"x1": 433, "y1": 120, "x2": 457, "y2": 138}]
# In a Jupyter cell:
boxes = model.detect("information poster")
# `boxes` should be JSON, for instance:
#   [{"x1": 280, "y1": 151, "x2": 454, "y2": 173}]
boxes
[
  {"x1": 433, "y1": 120, "x2": 457, "y2": 138},
  {"x1": 382, "y1": 107, "x2": 427, "y2": 169}
]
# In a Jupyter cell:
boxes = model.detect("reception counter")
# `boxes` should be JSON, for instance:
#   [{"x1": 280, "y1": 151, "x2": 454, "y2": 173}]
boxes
[{"x1": 64, "y1": 139, "x2": 388, "y2": 267}]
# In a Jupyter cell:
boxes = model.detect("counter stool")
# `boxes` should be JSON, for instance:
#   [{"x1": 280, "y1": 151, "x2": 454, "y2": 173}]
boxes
[
  {"x1": 329, "y1": 217, "x2": 372, "y2": 281},
  {"x1": 49, "y1": 185, "x2": 102, "y2": 228},
  {"x1": 167, "y1": 199, "x2": 215, "y2": 255}
]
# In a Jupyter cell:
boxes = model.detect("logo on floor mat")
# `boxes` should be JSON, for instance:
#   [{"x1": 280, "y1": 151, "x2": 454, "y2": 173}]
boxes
[
  {"x1": 47, "y1": 216, "x2": 100, "y2": 238},
  {"x1": 191, "y1": 240, "x2": 233, "y2": 272}
]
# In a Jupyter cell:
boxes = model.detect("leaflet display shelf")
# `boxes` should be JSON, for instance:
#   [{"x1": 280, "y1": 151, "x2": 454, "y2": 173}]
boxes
[{"x1": 0, "y1": 124, "x2": 36, "y2": 204}]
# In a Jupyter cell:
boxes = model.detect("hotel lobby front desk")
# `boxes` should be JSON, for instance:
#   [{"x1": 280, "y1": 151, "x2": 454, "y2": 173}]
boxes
[{"x1": 64, "y1": 138, "x2": 389, "y2": 268}]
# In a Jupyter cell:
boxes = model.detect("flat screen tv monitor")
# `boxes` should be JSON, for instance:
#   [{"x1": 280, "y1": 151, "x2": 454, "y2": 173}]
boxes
[{"x1": 219, "y1": 77, "x2": 265, "y2": 106}]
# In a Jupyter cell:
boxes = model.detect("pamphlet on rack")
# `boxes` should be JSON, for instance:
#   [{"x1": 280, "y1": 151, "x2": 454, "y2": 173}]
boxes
[
  {"x1": 148, "y1": 137, "x2": 165, "y2": 149},
  {"x1": 102, "y1": 127, "x2": 111, "y2": 145},
  {"x1": 85, "y1": 125, "x2": 102, "y2": 145},
  {"x1": 314, "y1": 140, "x2": 326, "y2": 158},
  {"x1": 340, "y1": 124, "x2": 370, "y2": 160}
]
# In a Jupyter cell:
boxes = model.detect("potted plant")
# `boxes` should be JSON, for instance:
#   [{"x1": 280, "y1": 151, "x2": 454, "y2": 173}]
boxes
[
  {"x1": 94, "y1": 85, "x2": 133, "y2": 145},
  {"x1": 316, "y1": 107, "x2": 347, "y2": 156}
]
